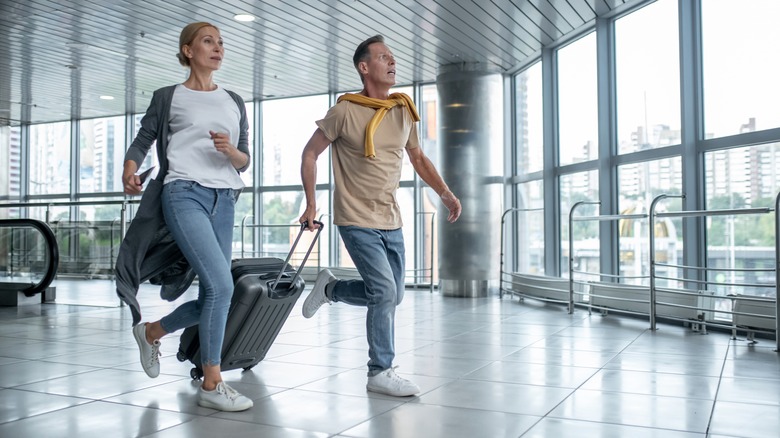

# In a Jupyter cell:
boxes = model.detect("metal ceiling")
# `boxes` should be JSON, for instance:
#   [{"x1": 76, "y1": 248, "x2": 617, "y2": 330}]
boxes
[{"x1": 0, "y1": 0, "x2": 642, "y2": 126}]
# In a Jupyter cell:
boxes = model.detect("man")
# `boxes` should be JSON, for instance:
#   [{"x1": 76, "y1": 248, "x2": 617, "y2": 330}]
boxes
[{"x1": 298, "y1": 35, "x2": 461, "y2": 397}]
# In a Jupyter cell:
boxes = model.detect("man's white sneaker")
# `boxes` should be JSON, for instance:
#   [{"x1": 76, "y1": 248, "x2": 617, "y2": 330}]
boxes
[
  {"x1": 302, "y1": 269, "x2": 336, "y2": 318},
  {"x1": 198, "y1": 382, "x2": 253, "y2": 411},
  {"x1": 366, "y1": 367, "x2": 420, "y2": 397},
  {"x1": 132, "y1": 323, "x2": 160, "y2": 378}
]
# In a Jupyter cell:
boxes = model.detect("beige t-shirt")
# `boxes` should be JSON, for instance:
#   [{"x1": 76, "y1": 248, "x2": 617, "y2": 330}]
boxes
[{"x1": 316, "y1": 100, "x2": 420, "y2": 229}]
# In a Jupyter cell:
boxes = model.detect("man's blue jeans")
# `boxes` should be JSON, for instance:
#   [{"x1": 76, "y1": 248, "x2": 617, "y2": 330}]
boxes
[
  {"x1": 159, "y1": 180, "x2": 236, "y2": 367},
  {"x1": 333, "y1": 225, "x2": 405, "y2": 375}
]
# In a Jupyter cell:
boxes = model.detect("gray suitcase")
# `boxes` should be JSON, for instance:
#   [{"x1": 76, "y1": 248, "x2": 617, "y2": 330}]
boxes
[{"x1": 177, "y1": 221, "x2": 323, "y2": 379}]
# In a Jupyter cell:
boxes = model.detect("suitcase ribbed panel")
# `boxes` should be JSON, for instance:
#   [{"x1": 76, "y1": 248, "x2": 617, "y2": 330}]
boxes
[
  {"x1": 221, "y1": 276, "x2": 304, "y2": 370},
  {"x1": 177, "y1": 245, "x2": 317, "y2": 376}
]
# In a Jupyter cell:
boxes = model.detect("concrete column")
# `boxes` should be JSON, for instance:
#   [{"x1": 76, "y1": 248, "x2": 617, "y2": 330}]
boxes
[{"x1": 437, "y1": 63, "x2": 503, "y2": 297}]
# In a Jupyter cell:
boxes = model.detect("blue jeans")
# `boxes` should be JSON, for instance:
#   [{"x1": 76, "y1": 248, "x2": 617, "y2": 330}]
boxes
[
  {"x1": 333, "y1": 225, "x2": 405, "y2": 375},
  {"x1": 159, "y1": 180, "x2": 236, "y2": 367}
]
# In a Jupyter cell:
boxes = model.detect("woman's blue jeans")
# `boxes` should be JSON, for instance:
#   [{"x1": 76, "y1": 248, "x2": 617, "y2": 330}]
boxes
[
  {"x1": 333, "y1": 225, "x2": 405, "y2": 375},
  {"x1": 159, "y1": 180, "x2": 236, "y2": 367}
]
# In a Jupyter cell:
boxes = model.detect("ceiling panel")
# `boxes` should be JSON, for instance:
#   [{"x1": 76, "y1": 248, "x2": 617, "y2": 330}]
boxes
[{"x1": 0, "y1": 0, "x2": 644, "y2": 126}]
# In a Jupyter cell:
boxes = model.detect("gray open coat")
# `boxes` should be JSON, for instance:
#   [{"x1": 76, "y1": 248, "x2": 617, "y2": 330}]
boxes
[{"x1": 115, "y1": 85, "x2": 250, "y2": 326}]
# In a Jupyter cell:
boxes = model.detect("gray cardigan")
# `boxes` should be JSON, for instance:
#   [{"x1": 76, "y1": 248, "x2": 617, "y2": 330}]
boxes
[{"x1": 115, "y1": 85, "x2": 250, "y2": 326}]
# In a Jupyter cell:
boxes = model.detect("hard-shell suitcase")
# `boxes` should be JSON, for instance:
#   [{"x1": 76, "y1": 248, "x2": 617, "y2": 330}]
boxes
[{"x1": 176, "y1": 221, "x2": 323, "y2": 380}]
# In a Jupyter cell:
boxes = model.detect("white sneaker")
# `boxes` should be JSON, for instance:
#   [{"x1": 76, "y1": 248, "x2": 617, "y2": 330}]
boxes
[
  {"x1": 132, "y1": 323, "x2": 160, "y2": 378},
  {"x1": 302, "y1": 269, "x2": 336, "y2": 318},
  {"x1": 366, "y1": 367, "x2": 420, "y2": 397},
  {"x1": 198, "y1": 382, "x2": 254, "y2": 411}
]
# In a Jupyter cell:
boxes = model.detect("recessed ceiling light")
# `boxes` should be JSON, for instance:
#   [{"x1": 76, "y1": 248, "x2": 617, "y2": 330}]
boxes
[
  {"x1": 234, "y1": 14, "x2": 255, "y2": 22},
  {"x1": 99, "y1": 95, "x2": 114, "y2": 100}
]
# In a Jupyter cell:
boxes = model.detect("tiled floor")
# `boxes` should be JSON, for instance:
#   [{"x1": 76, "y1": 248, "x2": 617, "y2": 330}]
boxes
[{"x1": 0, "y1": 279, "x2": 778, "y2": 437}]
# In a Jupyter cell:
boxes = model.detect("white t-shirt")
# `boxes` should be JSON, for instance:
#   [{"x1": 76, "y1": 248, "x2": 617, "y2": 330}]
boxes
[{"x1": 165, "y1": 84, "x2": 245, "y2": 190}]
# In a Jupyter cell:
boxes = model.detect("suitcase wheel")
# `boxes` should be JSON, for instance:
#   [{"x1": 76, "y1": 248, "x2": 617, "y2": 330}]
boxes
[
  {"x1": 243, "y1": 365, "x2": 255, "y2": 371},
  {"x1": 190, "y1": 367, "x2": 203, "y2": 380},
  {"x1": 176, "y1": 351, "x2": 186, "y2": 362}
]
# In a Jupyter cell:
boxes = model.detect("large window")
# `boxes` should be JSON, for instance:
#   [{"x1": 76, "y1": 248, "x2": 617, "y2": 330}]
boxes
[
  {"x1": 0, "y1": 126, "x2": 21, "y2": 204},
  {"x1": 702, "y1": 0, "x2": 780, "y2": 138},
  {"x1": 241, "y1": 102, "x2": 254, "y2": 187},
  {"x1": 618, "y1": 158, "x2": 682, "y2": 285},
  {"x1": 515, "y1": 180, "x2": 544, "y2": 275},
  {"x1": 262, "y1": 94, "x2": 330, "y2": 187},
  {"x1": 703, "y1": 145, "x2": 780, "y2": 209},
  {"x1": 29, "y1": 122, "x2": 71, "y2": 195},
  {"x1": 392, "y1": 85, "x2": 415, "y2": 182},
  {"x1": 418, "y1": 84, "x2": 439, "y2": 182},
  {"x1": 515, "y1": 62, "x2": 543, "y2": 174},
  {"x1": 419, "y1": 84, "x2": 441, "y2": 283},
  {"x1": 132, "y1": 113, "x2": 158, "y2": 177},
  {"x1": 615, "y1": 0, "x2": 680, "y2": 154},
  {"x1": 705, "y1": 144, "x2": 780, "y2": 300},
  {"x1": 560, "y1": 171, "x2": 599, "y2": 277},
  {"x1": 79, "y1": 116, "x2": 126, "y2": 194},
  {"x1": 558, "y1": 33, "x2": 597, "y2": 165}
]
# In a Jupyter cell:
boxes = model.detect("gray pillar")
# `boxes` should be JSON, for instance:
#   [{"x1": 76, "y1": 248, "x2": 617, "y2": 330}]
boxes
[{"x1": 437, "y1": 63, "x2": 503, "y2": 297}]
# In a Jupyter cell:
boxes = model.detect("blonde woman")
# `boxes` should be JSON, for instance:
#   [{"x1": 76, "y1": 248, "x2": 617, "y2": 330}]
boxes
[{"x1": 120, "y1": 22, "x2": 252, "y2": 411}]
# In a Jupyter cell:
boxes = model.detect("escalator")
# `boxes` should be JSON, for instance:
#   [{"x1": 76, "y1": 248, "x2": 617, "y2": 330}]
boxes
[{"x1": 0, "y1": 219, "x2": 59, "y2": 305}]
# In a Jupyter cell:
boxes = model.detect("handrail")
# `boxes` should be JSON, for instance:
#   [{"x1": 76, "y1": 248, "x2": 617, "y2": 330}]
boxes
[
  {"x1": 413, "y1": 211, "x2": 436, "y2": 293},
  {"x1": 775, "y1": 192, "x2": 780, "y2": 350},
  {"x1": 569, "y1": 201, "x2": 602, "y2": 314},
  {"x1": 499, "y1": 207, "x2": 545, "y2": 299},
  {"x1": 650, "y1": 192, "x2": 780, "y2": 350},
  {"x1": 0, "y1": 200, "x2": 140, "y2": 209},
  {"x1": 655, "y1": 207, "x2": 773, "y2": 219},
  {"x1": 240, "y1": 215, "x2": 255, "y2": 258},
  {"x1": 649, "y1": 194, "x2": 682, "y2": 330},
  {"x1": 0, "y1": 219, "x2": 59, "y2": 296}
]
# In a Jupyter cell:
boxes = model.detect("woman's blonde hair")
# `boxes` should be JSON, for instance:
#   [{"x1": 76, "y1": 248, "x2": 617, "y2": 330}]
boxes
[{"x1": 176, "y1": 22, "x2": 219, "y2": 67}]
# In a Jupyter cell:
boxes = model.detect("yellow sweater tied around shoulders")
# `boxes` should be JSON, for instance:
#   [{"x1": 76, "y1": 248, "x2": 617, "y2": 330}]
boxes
[{"x1": 337, "y1": 92, "x2": 421, "y2": 158}]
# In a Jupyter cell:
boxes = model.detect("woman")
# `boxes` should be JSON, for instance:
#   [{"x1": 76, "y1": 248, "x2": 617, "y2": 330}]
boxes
[{"x1": 122, "y1": 21, "x2": 252, "y2": 412}]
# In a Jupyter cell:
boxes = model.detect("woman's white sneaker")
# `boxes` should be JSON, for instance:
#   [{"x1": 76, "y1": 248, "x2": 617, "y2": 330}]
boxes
[
  {"x1": 198, "y1": 382, "x2": 253, "y2": 411},
  {"x1": 132, "y1": 323, "x2": 160, "y2": 378},
  {"x1": 366, "y1": 367, "x2": 420, "y2": 397}
]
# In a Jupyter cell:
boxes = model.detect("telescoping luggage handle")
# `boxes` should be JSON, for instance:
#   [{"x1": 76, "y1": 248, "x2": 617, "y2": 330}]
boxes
[{"x1": 270, "y1": 220, "x2": 324, "y2": 291}]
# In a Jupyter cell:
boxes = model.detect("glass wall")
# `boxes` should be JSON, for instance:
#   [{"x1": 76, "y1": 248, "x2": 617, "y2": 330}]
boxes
[
  {"x1": 511, "y1": 60, "x2": 545, "y2": 276},
  {"x1": 0, "y1": 126, "x2": 21, "y2": 203},
  {"x1": 615, "y1": 0, "x2": 680, "y2": 154},
  {"x1": 617, "y1": 158, "x2": 682, "y2": 285},
  {"x1": 650, "y1": 0, "x2": 780, "y2": 318},
  {"x1": 419, "y1": 84, "x2": 440, "y2": 283},
  {"x1": 9, "y1": 0, "x2": 780, "y2": 297},
  {"x1": 515, "y1": 180, "x2": 544, "y2": 275},
  {"x1": 702, "y1": 0, "x2": 780, "y2": 138},
  {"x1": 79, "y1": 116, "x2": 126, "y2": 194},
  {"x1": 705, "y1": 143, "x2": 780, "y2": 301},
  {"x1": 261, "y1": 95, "x2": 329, "y2": 187},
  {"x1": 132, "y1": 113, "x2": 158, "y2": 176},
  {"x1": 557, "y1": 33, "x2": 597, "y2": 165},
  {"x1": 560, "y1": 171, "x2": 599, "y2": 278},
  {"x1": 515, "y1": 62, "x2": 543, "y2": 174},
  {"x1": 29, "y1": 122, "x2": 70, "y2": 195}
]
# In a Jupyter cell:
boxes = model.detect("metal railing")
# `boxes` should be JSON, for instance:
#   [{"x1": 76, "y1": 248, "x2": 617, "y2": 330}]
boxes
[
  {"x1": 1, "y1": 200, "x2": 140, "y2": 279},
  {"x1": 651, "y1": 193, "x2": 779, "y2": 349},
  {"x1": 569, "y1": 201, "x2": 650, "y2": 315},
  {"x1": 501, "y1": 193, "x2": 779, "y2": 350},
  {"x1": 2, "y1": 197, "x2": 438, "y2": 290},
  {"x1": 499, "y1": 207, "x2": 552, "y2": 300}
]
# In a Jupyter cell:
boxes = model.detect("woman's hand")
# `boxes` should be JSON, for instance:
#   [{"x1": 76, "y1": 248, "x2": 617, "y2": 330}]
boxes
[
  {"x1": 122, "y1": 161, "x2": 142, "y2": 195},
  {"x1": 210, "y1": 130, "x2": 248, "y2": 168}
]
